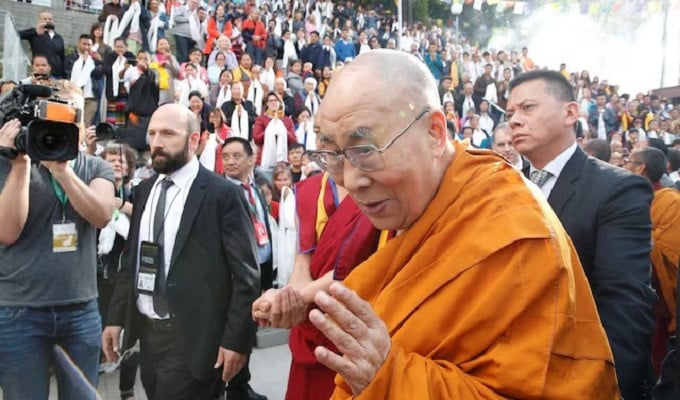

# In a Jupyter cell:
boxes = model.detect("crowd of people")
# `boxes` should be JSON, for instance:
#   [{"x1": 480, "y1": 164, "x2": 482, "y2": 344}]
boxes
[{"x1": 1, "y1": 0, "x2": 680, "y2": 399}]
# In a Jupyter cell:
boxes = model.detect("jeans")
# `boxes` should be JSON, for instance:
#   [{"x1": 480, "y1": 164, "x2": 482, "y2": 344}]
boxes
[{"x1": 0, "y1": 300, "x2": 102, "y2": 400}]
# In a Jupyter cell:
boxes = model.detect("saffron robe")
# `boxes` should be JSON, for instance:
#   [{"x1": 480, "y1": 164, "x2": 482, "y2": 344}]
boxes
[
  {"x1": 331, "y1": 144, "x2": 620, "y2": 399},
  {"x1": 286, "y1": 173, "x2": 381, "y2": 400}
]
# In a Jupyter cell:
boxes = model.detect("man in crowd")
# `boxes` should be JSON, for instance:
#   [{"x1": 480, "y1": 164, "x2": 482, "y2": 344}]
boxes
[
  {"x1": 221, "y1": 82, "x2": 259, "y2": 141},
  {"x1": 306, "y1": 50, "x2": 619, "y2": 399},
  {"x1": 102, "y1": 104, "x2": 261, "y2": 399},
  {"x1": 288, "y1": 143, "x2": 305, "y2": 183},
  {"x1": 172, "y1": 0, "x2": 201, "y2": 63},
  {"x1": 588, "y1": 93, "x2": 618, "y2": 140},
  {"x1": 491, "y1": 122, "x2": 523, "y2": 170},
  {"x1": 623, "y1": 147, "x2": 680, "y2": 376},
  {"x1": 20, "y1": 54, "x2": 54, "y2": 85},
  {"x1": 20, "y1": 12, "x2": 66, "y2": 78},
  {"x1": 507, "y1": 70, "x2": 655, "y2": 400},
  {"x1": 220, "y1": 137, "x2": 271, "y2": 400},
  {"x1": 0, "y1": 81, "x2": 115, "y2": 398},
  {"x1": 65, "y1": 34, "x2": 103, "y2": 128}
]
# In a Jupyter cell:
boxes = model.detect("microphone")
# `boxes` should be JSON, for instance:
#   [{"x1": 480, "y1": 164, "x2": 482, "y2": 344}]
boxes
[{"x1": 21, "y1": 84, "x2": 53, "y2": 99}]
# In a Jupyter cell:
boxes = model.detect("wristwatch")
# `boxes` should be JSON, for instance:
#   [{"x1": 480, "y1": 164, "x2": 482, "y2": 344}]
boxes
[{"x1": 0, "y1": 146, "x2": 19, "y2": 160}]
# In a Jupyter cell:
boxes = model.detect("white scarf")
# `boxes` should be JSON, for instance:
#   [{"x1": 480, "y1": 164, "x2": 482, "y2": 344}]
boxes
[
  {"x1": 247, "y1": 79, "x2": 264, "y2": 115},
  {"x1": 230, "y1": 103, "x2": 250, "y2": 140},
  {"x1": 188, "y1": 8, "x2": 202, "y2": 44},
  {"x1": 112, "y1": 55, "x2": 126, "y2": 97},
  {"x1": 276, "y1": 185, "x2": 297, "y2": 285},
  {"x1": 295, "y1": 119, "x2": 316, "y2": 150},
  {"x1": 198, "y1": 133, "x2": 218, "y2": 171},
  {"x1": 304, "y1": 92, "x2": 319, "y2": 116},
  {"x1": 97, "y1": 212, "x2": 130, "y2": 255},
  {"x1": 70, "y1": 54, "x2": 96, "y2": 98},
  {"x1": 260, "y1": 116, "x2": 289, "y2": 170},
  {"x1": 148, "y1": 14, "x2": 163, "y2": 53},
  {"x1": 282, "y1": 39, "x2": 298, "y2": 68},
  {"x1": 216, "y1": 84, "x2": 231, "y2": 109},
  {"x1": 103, "y1": 3, "x2": 141, "y2": 47}
]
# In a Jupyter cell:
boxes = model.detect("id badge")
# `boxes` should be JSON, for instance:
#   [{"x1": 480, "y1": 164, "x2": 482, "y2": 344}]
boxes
[
  {"x1": 253, "y1": 220, "x2": 270, "y2": 246},
  {"x1": 53, "y1": 221, "x2": 78, "y2": 253},
  {"x1": 137, "y1": 241, "x2": 163, "y2": 295}
]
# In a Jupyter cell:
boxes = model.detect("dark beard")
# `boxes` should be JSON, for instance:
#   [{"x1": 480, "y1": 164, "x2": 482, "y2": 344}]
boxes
[{"x1": 151, "y1": 140, "x2": 190, "y2": 174}]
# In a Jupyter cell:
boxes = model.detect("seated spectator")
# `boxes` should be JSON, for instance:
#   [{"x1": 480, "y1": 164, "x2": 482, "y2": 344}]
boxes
[
  {"x1": 294, "y1": 78, "x2": 320, "y2": 117},
  {"x1": 176, "y1": 63, "x2": 209, "y2": 107},
  {"x1": 179, "y1": 48, "x2": 209, "y2": 84},
  {"x1": 286, "y1": 59, "x2": 304, "y2": 97},
  {"x1": 188, "y1": 90, "x2": 212, "y2": 133},
  {"x1": 150, "y1": 37, "x2": 180, "y2": 105}
]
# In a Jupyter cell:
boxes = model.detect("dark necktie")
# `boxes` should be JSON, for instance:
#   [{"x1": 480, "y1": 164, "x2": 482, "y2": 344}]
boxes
[
  {"x1": 241, "y1": 182, "x2": 258, "y2": 222},
  {"x1": 530, "y1": 170, "x2": 553, "y2": 188},
  {"x1": 153, "y1": 177, "x2": 173, "y2": 316}
]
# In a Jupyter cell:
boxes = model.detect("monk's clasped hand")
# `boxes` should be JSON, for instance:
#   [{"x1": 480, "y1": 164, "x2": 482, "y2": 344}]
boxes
[
  {"x1": 252, "y1": 286, "x2": 307, "y2": 329},
  {"x1": 310, "y1": 282, "x2": 391, "y2": 396}
]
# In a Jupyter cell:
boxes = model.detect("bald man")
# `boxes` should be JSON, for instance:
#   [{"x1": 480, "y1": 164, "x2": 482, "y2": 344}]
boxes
[
  {"x1": 20, "y1": 12, "x2": 66, "y2": 78},
  {"x1": 103, "y1": 104, "x2": 261, "y2": 399},
  {"x1": 305, "y1": 50, "x2": 619, "y2": 399}
]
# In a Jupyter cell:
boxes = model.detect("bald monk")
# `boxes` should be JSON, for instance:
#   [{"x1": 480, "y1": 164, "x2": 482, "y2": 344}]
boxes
[
  {"x1": 302, "y1": 50, "x2": 620, "y2": 399},
  {"x1": 252, "y1": 130, "x2": 383, "y2": 400},
  {"x1": 623, "y1": 147, "x2": 680, "y2": 374}
]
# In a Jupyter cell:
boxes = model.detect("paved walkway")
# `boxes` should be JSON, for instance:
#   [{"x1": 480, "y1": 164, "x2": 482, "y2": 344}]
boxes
[{"x1": 1, "y1": 345, "x2": 291, "y2": 400}]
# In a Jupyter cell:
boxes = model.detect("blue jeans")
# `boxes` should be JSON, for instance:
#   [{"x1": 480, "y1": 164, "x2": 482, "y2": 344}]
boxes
[{"x1": 0, "y1": 300, "x2": 102, "y2": 400}]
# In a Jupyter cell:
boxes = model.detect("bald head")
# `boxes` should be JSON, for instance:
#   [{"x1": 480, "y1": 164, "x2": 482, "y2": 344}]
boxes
[
  {"x1": 325, "y1": 50, "x2": 441, "y2": 113},
  {"x1": 151, "y1": 103, "x2": 200, "y2": 137}
]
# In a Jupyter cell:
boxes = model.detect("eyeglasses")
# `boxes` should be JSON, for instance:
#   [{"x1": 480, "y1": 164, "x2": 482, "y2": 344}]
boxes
[{"x1": 308, "y1": 106, "x2": 430, "y2": 174}]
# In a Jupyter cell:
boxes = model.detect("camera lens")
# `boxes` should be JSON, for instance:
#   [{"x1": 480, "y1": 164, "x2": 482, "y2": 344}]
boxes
[
  {"x1": 96, "y1": 122, "x2": 117, "y2": 141},
  {"x1": 26, "y1": 120, "x2": 79, "y2": 161}
]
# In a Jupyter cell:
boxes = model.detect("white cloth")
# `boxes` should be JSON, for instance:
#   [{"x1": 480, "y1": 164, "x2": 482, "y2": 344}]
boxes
[
  {"x1": 479, "y1": 114, "x2": 494, "y2": 137},
  {"x1": 97, "y1": 213, "x2": 130, "y2": 255},
  {"x1": 148, "y1": 14, "x2": 163, "y2": 53},
  {"x1": 123, "y1": 66, "x2": 141, "y2": 92},
  {"x1": 260, "y1": 117, "x2": 289, "y2": 170},
  {"x1": 261, "y1": 68, "x2": 276, "y2": 92},
  {"x1": 462, "y1": 96, "x2": 475, "y2": 116},
  {"x1": 137, "y1": 157, "x2": 200, "y2": 319},
  {"x1": 112, "y1": 56, "x2": 127, "y2": 98},
  {"x1": 177, "y1": 77, "x2": 209, "y2": 107},
  {"x1": 282, "y1": 39, "x2": 298, "y2": 71},
  {"x1": 198, "y1": 133, "x2": 219, "y2": 171},
  {"x1": 295, "y1": 120, "x2": 316, "y2": 150},
  {"x1": 484, "y1": 82, "x2": 498, "y2": 104},
  {"x1": 597, "y1": 109, "x2": 607, "y2": 140},
  {"x1": 188, "y1": 8, "x2": 203, "y2": 45},
  {"x1": 247, "y1": 80, "x2": 264, "y2": 115},
  {"x1": 230, "y1": 104, "x2": 250, "y2": 140},
  {"x1": 215, "y1": 85, "x2": 231, "y2": 109},
  {"x1": 276, "y1": 186, "x2": 297, "y2": 286},
  {"x1": 70, "y1": 54, "x2": 96, "y2": 98},
  {"x1": 528, "y1": 142, "x2": 578, "y2": 198},
  {"x1": 304, "y1": 92, "x2": 320, "y2": 116}
]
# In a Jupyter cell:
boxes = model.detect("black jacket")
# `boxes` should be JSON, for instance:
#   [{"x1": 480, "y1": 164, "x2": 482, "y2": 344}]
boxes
[
  {"x1": 220, "y1": 100, "x2": 258, "y2": 141},
  {"x1": 20, "y1": 28, "x2": 66, "y2": 77}
]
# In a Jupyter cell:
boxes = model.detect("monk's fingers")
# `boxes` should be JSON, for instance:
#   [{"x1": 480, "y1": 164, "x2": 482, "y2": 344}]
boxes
[
  {"x1": 313, "y1": 345, "x2": 373, "y2": 396},
  {"x1": 328, "y1": 282, "x2": 383, "y2": 330},
  {"x1": 309, "y1": 305, "x2": 364, "y2": 358}
]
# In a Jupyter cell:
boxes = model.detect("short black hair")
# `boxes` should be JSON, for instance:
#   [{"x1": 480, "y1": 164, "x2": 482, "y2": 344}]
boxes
[
  {"x1": 32, "y1": 54, "x2": 48, "y2": 63},
  {"x1": 634, "y1": 147, "x2": 667, "y2": 183},
  {"x1": 79, "y1": 34, "x2": 94, "y2": 41},
  {"x1": 288, "y1": 142, "x2": 304, "y2": 152},
  {"x1": 223, "y1": 137, "x2": 253, "y2": 156},
  {"x1": 583, "y1": 139, "x2": 611, "y2": 162},
  {"x1": 647, "y1": 138, "x2": 669, "y2": 156},
  {"x1": 667, "y1": 149, "x2": 680, "y2": 172},
  {"x1": 508, "y1": 70, "x2": 575, "y2": 102}
]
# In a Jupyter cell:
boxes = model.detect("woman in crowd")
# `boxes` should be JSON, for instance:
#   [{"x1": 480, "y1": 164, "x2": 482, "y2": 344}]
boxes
[
  {"x1": 294, "y1": 107, "x2": 315, "y2": 150},
  {"x1": 176, "y1": 63, "x2": 209, "y2": 106},
  {"x1": 180, "y1": 48, "x2": 209, "y2": 83},
  {"x1": 272, "y1": 162, "x2": 296, "y2": 286},
  {"x1": 293, "y1": 77, "x2": 320, "y2": 117},
  {"x1": 208, "y1": 52, "x2": 228, "y2": 87},
  {"x1": 150, "y1": 37, "x2": 180, "y2": 105},
  {"x1": 147, "y1": 0, "x2": 169, "y2": 51},
  {"x1": 204, "y1": 2, "x2": 233, "y2": 57},
  {"x1": 253, "y1": 92, "x2": 297, "y2": 173},
  {"x1": 272, "y1": 163, "x2": 294, "y2": 205},
  {"x1": 188, "y1": 90, "x2": 212, "y2": 133},
  {"x1": 96, "y1": 141, "x2": 137, "y2": 400},
  {"x1": 212, "y1": 68, "x2": 233, "y2": 109},
  {"x1": 261, "y1": 56, "x2": 278, "y2": 94},
  {"x1": 90, "y1": 22, "x2": 112, "y2": 125},
  {"x1": 316, "y1": 66, "x2": 332, "y2": 99},
  {"x1": 208, "y1": 36, "x2": 239, "y2": 69},
  {"x1": 103, "y1": 37, "x2": 135, "y2": 128},
  {"x1": 274, "y1": 78, "x2": 296, "y2": 117},
  {"x1": 247, "y1": 65, "x2": 265, "y2": 115}
]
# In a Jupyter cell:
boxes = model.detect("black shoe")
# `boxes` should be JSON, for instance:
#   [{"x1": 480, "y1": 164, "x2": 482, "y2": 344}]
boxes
[
  {"x1": 226, "y1": 385, "x2": 268, "y2": 400},
  {"x1": 246, "y1": 386, "x2": 267, "y2": 400}
]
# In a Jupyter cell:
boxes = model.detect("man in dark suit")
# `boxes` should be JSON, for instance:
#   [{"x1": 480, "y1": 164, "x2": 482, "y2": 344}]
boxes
[
  {"x1": 221, "y1": 81, "x2": 259, "y2": 141},
  {"x1": 300, "y1": 31, "x2": 322, "y2": 71},
  {"x1": 20, "y1": 11, "x2": 65, "y2": 78},
  {"x1": 507, "y1": 70, "x2": 656, "y2": 400},
  {"x1": 102, "y1": 104, "x2": 261, "y2": 399}
]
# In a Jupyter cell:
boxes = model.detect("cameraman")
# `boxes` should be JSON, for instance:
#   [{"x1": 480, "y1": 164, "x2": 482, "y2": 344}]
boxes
[
  {"x1": 0, "y1": 82, "x2": 115, "y2": 398},
  {"x1": 19, "y1": 12, "x2": 66, "y2": 79}
]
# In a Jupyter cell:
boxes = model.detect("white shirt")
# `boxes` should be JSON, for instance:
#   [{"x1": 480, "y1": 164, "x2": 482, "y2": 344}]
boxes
[
  {"x1": 137, "y1": 157, "x2": 200, "y2": 319},
  {"x1": 529, "y1": 142, "x2": 578, "y2": 199}
]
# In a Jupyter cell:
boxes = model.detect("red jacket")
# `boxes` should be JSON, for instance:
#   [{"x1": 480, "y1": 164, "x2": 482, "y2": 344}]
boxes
[
  {"x1": 204, "y1": 17, "x2": 233, "y2": 55},
  {"x1": 252, "y1": 114, "x2": 296, "y2": 165},
  {"x1": 241, "y1": 18, "x2": 267, "y2": 50}
]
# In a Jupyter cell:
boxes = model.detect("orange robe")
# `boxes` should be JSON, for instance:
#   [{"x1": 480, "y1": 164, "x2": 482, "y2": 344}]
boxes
[
  {"x1": 331, "y1": 144, "x2": 620, "y2": 399},
  {"x1": 650, "y1": 187, "x2": 680, "y2": 373}
]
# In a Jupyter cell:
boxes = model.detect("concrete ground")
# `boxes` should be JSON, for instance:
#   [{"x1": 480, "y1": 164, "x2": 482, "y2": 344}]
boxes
[{"x1": 1, "y1": 344, "x2": 291, "y2": 400}]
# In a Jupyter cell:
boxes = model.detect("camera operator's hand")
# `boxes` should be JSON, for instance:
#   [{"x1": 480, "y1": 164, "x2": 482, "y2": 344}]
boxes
[
  {"x1": 82, "y1": 125, "x2": 97, "y2": 155},
  {"x1": 41, "y1": 160, "x2": 70, "y2": 177},
  {"x1": 0, "y1": 119, "x2": 21, "y2": 150}
]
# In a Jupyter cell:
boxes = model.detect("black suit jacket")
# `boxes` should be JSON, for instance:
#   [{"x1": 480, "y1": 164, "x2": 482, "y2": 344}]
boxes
[
  {"x1": 107, "y1": 165, "x2": 260, "y2": 381},
  {"x1": 526, "y1": 146, "x2": 656, "y2": 399},
  {"x1": 20, "y1": 28, "x2": 66, "y2": 77},
  {"x1": 220, "y1": 100, "x2": 258, "y2": 141}
]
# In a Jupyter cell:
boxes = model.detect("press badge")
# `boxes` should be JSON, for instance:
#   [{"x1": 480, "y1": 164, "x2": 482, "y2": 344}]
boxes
[
  {"x1": 137, "y1": 241, "x2": 163, "y2": 295},
  {"x1": 53, "y1": 222, "x2": 77, "y2": 252},
  {"x1": 253, "y1": 220, "x2": 270, "y2": 246}
]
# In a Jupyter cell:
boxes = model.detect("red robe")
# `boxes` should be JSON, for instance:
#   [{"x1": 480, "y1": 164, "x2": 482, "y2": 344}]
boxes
[{"x1": 286, "y1": 173, "x2": 381, "y2": 400}]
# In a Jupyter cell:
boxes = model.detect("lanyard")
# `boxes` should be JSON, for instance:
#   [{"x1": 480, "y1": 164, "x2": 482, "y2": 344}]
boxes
[{"x1": 50, "y1": 159, "x2": 78, "y2": 207}]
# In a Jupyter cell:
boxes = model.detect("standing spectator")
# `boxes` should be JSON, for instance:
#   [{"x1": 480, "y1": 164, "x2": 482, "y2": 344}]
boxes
[
  {"x1": 260, "y1": 56, "x2": 277, "y2": 94},
  {"x1": 294, "y1": 78, "x2": 321, "y2": 117},
  {"x1": 242, "y1": 9, "x2": 268, "y2": 67},
  {"x1": 91, "y1": 23, "x2": 112, "y2": 125},
  {"x1": 65, "y1": 34, "x2": 104, "y2": 128},
  {"x1": 423, "y1": 43, "x2": 443, "y2": 81},
  {"x1": 103, "y1": 38, "x2": 135, "y2": 128},
  {"x1": 334, "y1": 28, "x2": 355, "y2": 63},
  {"x1": 21, "y1": 55, "x2": 53, "y2": 85},
  {"x1": 286, "y1": 59, "x2": 305, "y2": 97},
  {"x1": 317, "y1": 35, "x2": 336, "y2": 73},
  {"x1": 99, "y1": 0, "x2": 125, "y2": 24},
  {"x1": 188, "y1": 91, "x2": 212, "y2": 133},
  {"x1": 274, "y1": 78, "x2": 296, "y2": 118},
  {"x1": 212, "y1": 69, "x2": 234, "y2": 110},
  {"x1": 508, "y1": 70, "x2": 656, "y2": 400},
  {"x1": 253, "y1": 92, "x2": 297, "y2": 171},
  {"x1": 246, "y1": 66, "x2": 265, "y2": 115},
  {"x1": 208, "y1": 36, "x2": 239, "y2": 69},
  {"x1": 300, "y1": 31, "x2": 323, "y2": 72},
  {"x1": 124, "y1": 51, "x2": 160, "y2": 151},
  {"x1": 173, "y1": 0, "x2": 201, "y2": 63},
  {"x1": 204, "y1": 2, "x2": 233, "y2": 57},
  {"x1": 150, "y1": 37, "x2": 181, "y2": 105},
  {"x1": 221, "y1": 82, "x2": 258, "y2": 141},
  {"x1": 176, "y1": 63, "x2": 209, "y2": 107},
  {"x1": 20, "y1": 12, "x2": 65, "y2": 79},
  {"x1": 0, "y1": 83, "x2": 115, "y2": 399},
  {"x1": 147, "y1": 0, "x2": 170, "y2": 48},
  {"x1": 588, "y1": 93, "x2": 618, "y2": 140},
  {"x1": 102, "y1": 104, "x2": 260, "y2": 400},
  {"x1": 180, "y1": 48, "x2": 209, "y2": 84},
  {"x1": 317, "y1": 66, "x2": 332, "y2": 99}
]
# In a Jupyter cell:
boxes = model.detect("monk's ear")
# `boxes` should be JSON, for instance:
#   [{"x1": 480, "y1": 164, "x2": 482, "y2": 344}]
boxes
[{"x1": 427, "y1": 109, "x2": 448, "y2": 155}]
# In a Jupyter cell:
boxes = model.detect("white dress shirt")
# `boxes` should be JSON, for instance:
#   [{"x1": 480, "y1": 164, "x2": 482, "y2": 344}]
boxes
[
  {"x1": 137, "y1": 157, "x2": 200, "y2": 319},
  {"x1": 529, "y1": 142, "x2": 578, "y2": 199}
]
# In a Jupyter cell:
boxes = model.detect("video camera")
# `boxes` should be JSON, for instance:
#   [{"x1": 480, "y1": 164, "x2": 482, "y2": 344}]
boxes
[{"x1": 0, "y1": 84, "x2": 81, "y2": 161}]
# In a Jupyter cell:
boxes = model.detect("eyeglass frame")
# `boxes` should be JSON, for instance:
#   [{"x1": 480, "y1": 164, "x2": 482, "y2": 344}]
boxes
[{"x1": 309, "y1": 106, "x2": 431, "y2": 173}]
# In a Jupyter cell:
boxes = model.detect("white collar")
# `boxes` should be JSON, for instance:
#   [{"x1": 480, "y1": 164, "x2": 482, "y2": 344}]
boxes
[
  {"x1": 530, "y1": 142, "x2": 577, "y2": 179},
  {"x1": 158, "y1": 156, "x2": 199, "y2": 190}
]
